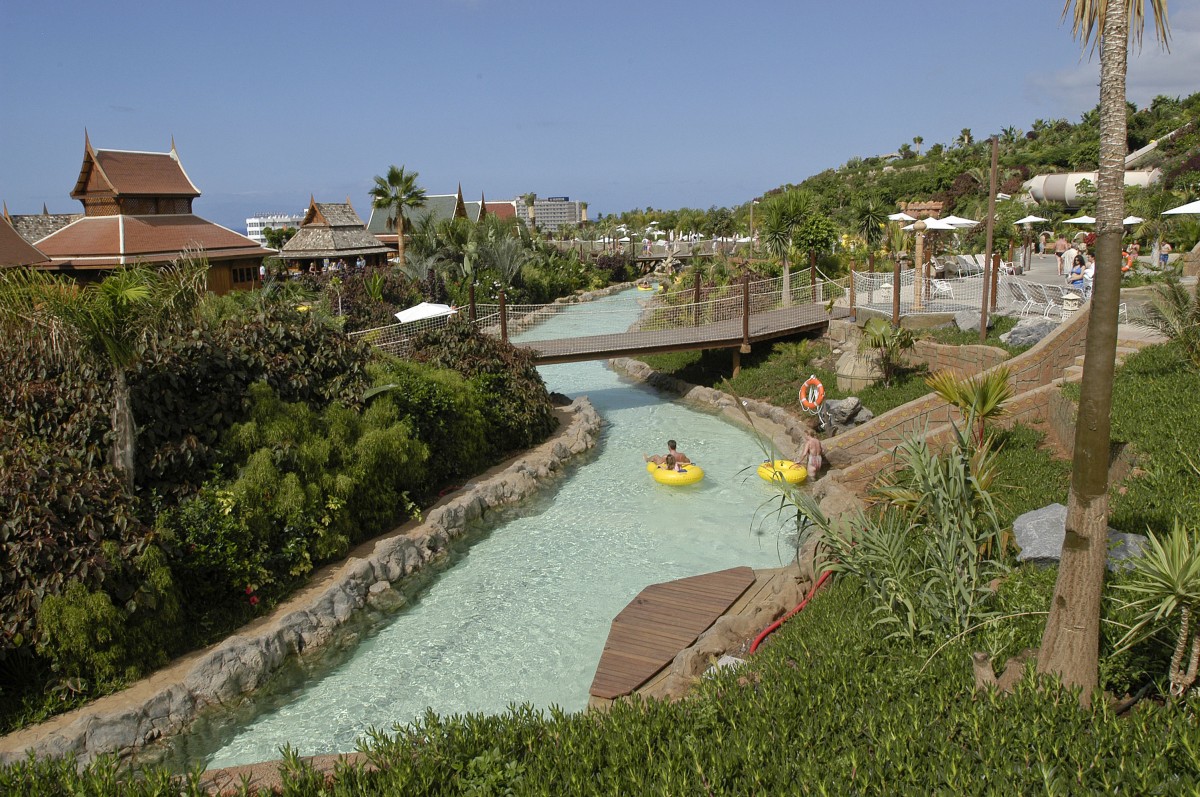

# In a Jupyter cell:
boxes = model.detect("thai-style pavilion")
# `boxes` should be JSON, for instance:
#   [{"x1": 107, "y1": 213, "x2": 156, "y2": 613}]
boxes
[
  {"x1": 279, "y1": 198, "x2": 392, "y2": 271},
  {"x1": 366, "y1": 184, "x2": 518, "y2": 250},
  {"x1": 33, "y1": 135, "x2": 270, "y2": 293},
  {"x1": 0, "y1": 210, "x2": 50, "y2": 268}
]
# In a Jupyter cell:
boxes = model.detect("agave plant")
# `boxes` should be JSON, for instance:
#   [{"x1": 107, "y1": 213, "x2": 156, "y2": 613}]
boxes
[
  {"x1": 1132, "y1": 278, "x2": 1200, "y2": 369},
  {"x1": 859, "y1": 316, "x2": 915, "y2": 387},
  {"x1": 1114, "y1": 520, "x2": 1200, "y2": 697},
  {"x1": 925, "y1": 365, "x2": 1014, "y2": 446}
]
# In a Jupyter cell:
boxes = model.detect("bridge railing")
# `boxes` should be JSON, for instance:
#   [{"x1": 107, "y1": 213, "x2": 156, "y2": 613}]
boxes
[{"x1": 350, "y1": 274, "x2": 852, "y2": 356}]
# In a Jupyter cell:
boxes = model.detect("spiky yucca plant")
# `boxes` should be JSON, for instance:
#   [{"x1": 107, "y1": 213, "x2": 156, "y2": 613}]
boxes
[
  {"x1": 1114, "y1": 520, "x2": 1200, "y2": 697},
  {"x1": 925, "y1": 365, "x2": 1014, "y2": 445}
]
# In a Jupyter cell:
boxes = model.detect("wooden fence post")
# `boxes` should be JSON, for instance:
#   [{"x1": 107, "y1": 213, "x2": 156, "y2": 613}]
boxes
[
  {"x1": 499, "y1": 289, "x2": 508, "y2": 343},
  {"x1": 469, "y1": 282, "x2": 477, "y2": 324},
  {"x1": 693, "y1": 271, "x2": 702, "y2": 327},
  {"x1": 741, "y1": 274, "x2": 751, "y2": 352},
  {"x1": 848, "y1": 262, "x2": 857, "y2": 321}
]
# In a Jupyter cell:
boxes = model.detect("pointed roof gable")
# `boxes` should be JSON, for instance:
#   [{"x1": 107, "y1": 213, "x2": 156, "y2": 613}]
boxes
[
  {"x1": 0, "y1": 213, "x2": 50, "y2": 267},
  {"x1": 71, "y1": 135, "x2": 200, "y2": 199},
  {"x1": 453, "y1": 183, "x2": 468, "y2": 220},
  {"x1": 282, "y1": 199, "x2": 391, "y2": 259},
  {"x1": 478, "y1": 192, "x2": 488, "y2": 220}
]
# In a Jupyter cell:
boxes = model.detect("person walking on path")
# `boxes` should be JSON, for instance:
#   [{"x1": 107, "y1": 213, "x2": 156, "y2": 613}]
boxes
[{"x1": 1054, "y1": 235, "x2": 1068, "y2": 275}]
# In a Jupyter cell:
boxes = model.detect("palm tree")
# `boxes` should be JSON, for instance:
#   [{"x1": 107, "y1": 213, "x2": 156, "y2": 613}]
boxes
[
  {"x1": 854, "y1": 201, "x2": 889, "y2": 270},
  {"x1": 370, "y1": 165, "x2": 427, "y2": 272},
  {"x1": 958, "y1": 128, "x2": 974, "y2": 147},
  {"x1": 1037, "y1": 0, "x2": 1170, "y2": 705},
  {"x1": 0, "y1": 258, "x2": 208, "y2": 489},
  {"x1": 913, "y1": 135, "x2": 924, "y2": 156},
  {"x1": 522, "y1": 193, "x2": 538, "y2": 232}
]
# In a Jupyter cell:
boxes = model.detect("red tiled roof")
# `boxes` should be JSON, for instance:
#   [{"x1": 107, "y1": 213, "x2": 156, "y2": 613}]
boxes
[
  {"x1": 37, "y1": 214, "x2": 268, "y2": 266},
  {"x1": 484, "y1": 202, "x2": 516, "y2": 220},
  {"x1": 73, "y1": 148, "x2": 200, "y2": 199},
  {"x1": 0, "y1": 216, "x2": 49, "y2": 267}
]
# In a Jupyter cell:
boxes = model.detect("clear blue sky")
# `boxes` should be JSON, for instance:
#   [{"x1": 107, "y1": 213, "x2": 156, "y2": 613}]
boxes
[{"x1": 1, "y1": 1, "x2": 1196, "y2": 232}]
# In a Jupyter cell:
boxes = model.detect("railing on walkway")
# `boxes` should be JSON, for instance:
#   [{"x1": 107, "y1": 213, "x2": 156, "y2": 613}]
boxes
[{"x1": 350, "y1": 272, "x2": 849, "y2": 359}]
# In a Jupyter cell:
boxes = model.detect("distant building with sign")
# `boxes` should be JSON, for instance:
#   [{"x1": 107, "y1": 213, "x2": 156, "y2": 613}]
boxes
[{"x1": 523, "y1": 196, "x2": 586, "y2": 232}]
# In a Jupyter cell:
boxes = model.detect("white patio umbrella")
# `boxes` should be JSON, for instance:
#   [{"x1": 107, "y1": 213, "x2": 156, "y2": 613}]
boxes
[
  {"x1": 1014, "y1": 215, "x2": 1049, "y2": 225},
  {"x1": 1063, "y1": 215, "x2": 1096, "y2": 224},
  {"x1": 1122, "y1": 216, "x2": 1145, "y2": 225},
  {"x1": 888, "y1": 212, "x2": 917, "y2": 222},
  {"x1": 1163, "y1": 199, "x2": 1200, "y2": 215},
  {"x1": 941, "y1": 214, "x2": 979, "y2": 227},
  {"x1": 902, "y1": 216, "x2": 957, "y2": 231},
  {"x1": 394, "y1": 302, "x2": 457, "y2": 323}
]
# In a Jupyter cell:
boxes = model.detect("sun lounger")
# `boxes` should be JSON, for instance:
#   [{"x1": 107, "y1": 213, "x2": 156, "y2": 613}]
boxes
[
  {"x1": 1006, "y1": 280, "x2": 1034, "y2": 315},
  {"x1": 930, "y1": 279, "x2": 954, "y2": 300}
]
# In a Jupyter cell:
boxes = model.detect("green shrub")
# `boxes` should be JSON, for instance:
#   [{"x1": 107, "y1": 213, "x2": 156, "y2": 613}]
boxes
[
  {"x1": 988, "y1": 423, "x2": 1071, "y2": 529},
  {"x1": 366, "y1": 360, "x2": 488, "y2": 493},
  {"x1": 411, "y1": 320, "x2": 556, "y2": 457},
  {"x1": 35, "y1": 545, "x2": 179, "y2": 686}
]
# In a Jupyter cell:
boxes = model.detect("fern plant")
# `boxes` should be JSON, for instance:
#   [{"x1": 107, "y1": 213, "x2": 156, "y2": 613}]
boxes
[{"x1": 1132, "y1": 278, "x2": 1200, "y2": 369}]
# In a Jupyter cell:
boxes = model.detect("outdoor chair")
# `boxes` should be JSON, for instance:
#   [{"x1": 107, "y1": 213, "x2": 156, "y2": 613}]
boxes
[
  {"x1": 930, "y1": 279, "x2": 954, "y2": 300},
  {"x1": 1006, "y1": 280, "x2": 1034, "y2": 316},
  {"x1": 1023, "y1": 283, "x2": 1051, "y2": 318},
  {"x1": 955, "y1": 255, "x2": 983, "y2": 277}
]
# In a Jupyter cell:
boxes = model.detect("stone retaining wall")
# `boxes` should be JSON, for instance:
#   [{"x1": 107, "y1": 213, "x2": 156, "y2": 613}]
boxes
[
  {"x1": 907, "y1": 338, "x2": 1009, "y2": 379},
  {"x1": 0, "y1": 399, "x2": 603, "y2": 768},
  {"x1": 823, "y1": 303, "x2": 1091, "y2": 471}
]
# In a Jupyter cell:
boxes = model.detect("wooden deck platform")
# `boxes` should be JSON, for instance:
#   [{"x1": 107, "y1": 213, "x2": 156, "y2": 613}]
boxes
[{"x1": 589, "y1": 566, "x2": 756, "y2": 701}]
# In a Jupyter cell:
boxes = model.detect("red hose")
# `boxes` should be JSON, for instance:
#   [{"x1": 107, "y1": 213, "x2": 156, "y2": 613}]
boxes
[{"x1": 748, "y1": 569, "x2": 832, "y2": 655}]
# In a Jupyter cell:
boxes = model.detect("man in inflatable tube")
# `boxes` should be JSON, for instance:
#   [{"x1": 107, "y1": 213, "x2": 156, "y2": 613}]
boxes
[{"x1": 645, "y1": 439, "x2": 691, "y2": 467}]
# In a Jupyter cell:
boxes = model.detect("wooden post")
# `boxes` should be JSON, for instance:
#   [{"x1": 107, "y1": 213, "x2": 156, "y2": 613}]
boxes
[
  {"x1": 979, "y1": 137, "x2": 999, "y2": 343},
  {"x1": 693, "y1": 271, "x2": 702, "y2": 327},
  {"x1": 499, "y1": 289, "x2": 508, "y2": 343},
  {"x1": 809, "y1": 249, "x2": 817, "y2": 294},
  {"x1": 732, "y1": 349, "x2": 741, "y2": 377},
  {"x1": 913, "y1": 228, "x2": 926, "y2": 312},
  {"x1": 741, "y1": 274, "x2": 751, "y2": 351},
  {"x1": 469, "y1": 282, "x2": 476, "y2": 324},
  {"x1": 991, "y1": 253, "x2": 1001, "y2": 313},
  {"x1": 848, "y1": 260, "x2": 857, "y2": 321},
  {"x1": 892, "y1": 256, "x2": 901, "y2": 326}
]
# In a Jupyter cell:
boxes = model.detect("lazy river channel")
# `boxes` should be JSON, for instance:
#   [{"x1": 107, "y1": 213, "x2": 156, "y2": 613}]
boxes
[{"x1": 176, "y1": 288, "x2": 800, "y2": 770}]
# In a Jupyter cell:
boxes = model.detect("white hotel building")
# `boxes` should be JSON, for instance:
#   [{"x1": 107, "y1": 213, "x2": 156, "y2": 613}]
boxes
[
  {"x1": 245, "y1": 212, "x2": 305, "y2": 247},
  {"x1": 519, "y1": 196, "x2": 586, "y2": 232}
]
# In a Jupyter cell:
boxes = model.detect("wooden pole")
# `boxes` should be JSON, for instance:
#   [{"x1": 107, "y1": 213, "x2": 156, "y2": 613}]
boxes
[
  {"x1": 892, "y1": 255, "x2": 901, "y2": 326},
  {"x1": 979, "y1": 137, "x2": 999, "y2": 343},
  {"x1": 913, "y1": 229, "x2": 926, "y2": 312},
  {"x1": 694, "y1": 270, "x2": 702, "y2": 327},
  {"x1": 469, "y1": 282, "x2": 476, "y2": 324},
  {"x1": 499, "y1": 289, "x2": 508, "y2": 343},
  {"x1": 848, "y1": 259, "x2": 857, "y2": 321},
  {"x1": 741, "y1": 274, "x2": 751, "y2": 350}
]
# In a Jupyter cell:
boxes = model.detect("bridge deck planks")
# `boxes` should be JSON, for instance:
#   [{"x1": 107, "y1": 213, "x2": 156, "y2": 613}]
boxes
[
  {"x1": 526, "y1": 304, "x2": 851, "y2": 364},
  {"x1": 589, "y1": 566, "x2": 756, "y2": 701}
]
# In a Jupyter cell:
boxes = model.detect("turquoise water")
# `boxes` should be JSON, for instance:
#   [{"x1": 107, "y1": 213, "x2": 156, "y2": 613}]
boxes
[{"x1": 185, "y1": 289, "x2": 795, "y2": 769}]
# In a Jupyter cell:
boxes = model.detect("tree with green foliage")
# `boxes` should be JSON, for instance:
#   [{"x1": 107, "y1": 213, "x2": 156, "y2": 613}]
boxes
[
  {"x1": 0, "y1": 259, "x2": 207, "y2": 489},
  {"x1": 370, "y1": 165, "x2": 427, "y2": 272},
  {"x1": 1038, "y1": 0, "x2": 1170, "y2": 706},
  {"x1": 262, "y1": 226, "x2": 297, "y2": 251},
  {"x1": 859, "y1": 316, "x2": 915, "y2": 387}
]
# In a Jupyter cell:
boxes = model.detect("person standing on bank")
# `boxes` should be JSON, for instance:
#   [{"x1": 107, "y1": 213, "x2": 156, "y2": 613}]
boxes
[{"x1": 1054, "y1": 235, "x2": 1069, "y2": 275}]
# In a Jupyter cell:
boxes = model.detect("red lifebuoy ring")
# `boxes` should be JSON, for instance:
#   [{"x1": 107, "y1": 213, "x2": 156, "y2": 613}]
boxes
[{"x1": 799, "y1": 376, "x2": 825, "y2": 412}]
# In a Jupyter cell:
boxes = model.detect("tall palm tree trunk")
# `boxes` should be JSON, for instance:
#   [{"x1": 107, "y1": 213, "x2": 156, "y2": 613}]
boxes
[
  {"x1": 782, "y1": 252, "x2": 792, "y2": 307},
  {"x1": 110, "y1": 368, "x2": 137, "y2": 490},
  {"x1": 1037, "y1": 0, "x2": 1129, "y2": 704},
  {"x1": 396, "y1": 214, "x2": 407, "y2": 270}
]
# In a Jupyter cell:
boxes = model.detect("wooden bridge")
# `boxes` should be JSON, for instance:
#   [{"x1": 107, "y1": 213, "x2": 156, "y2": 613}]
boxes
[{"x1": 350, "y1": 273, "x2": 852, "y2": 368}]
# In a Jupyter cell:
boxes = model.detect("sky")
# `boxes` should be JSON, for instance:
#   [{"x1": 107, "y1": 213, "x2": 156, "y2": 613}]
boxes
[{"x1": 1, "y1": 1, "x2": 1198, "y2": 233}]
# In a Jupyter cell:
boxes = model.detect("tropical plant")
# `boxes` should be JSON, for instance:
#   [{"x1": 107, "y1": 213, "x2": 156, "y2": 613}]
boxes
[
  {"x1": 370, "y1": 165, "x2": 427, "y2": 271},
  {"x1": 1113, "y1": 520, "x2": 1200, "y2": 697},
  {"x1": 859, "y1": 316, "x2": 915, "y2": 387},
  {"x1": 0, "y1": 259, "x2": 207, "y2": 488},
  {"x1": 481, "y1": 236, "x2": 531, "y2": 288},
  {"x1": 1132, "y1": 278, "x2": 1200, "y2": 367},
  {"x1": 1039, "y1": 0, "x2": 1171, "y2": 705},
  {"x1": 925, "y1": 366, "x2": 1014, "y2": 445},
  {"x1": 853, "y1": 200, "x2": 889, "y2": 267}
]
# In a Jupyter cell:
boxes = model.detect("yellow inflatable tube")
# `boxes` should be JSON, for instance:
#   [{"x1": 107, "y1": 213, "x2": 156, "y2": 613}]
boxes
[
  {"x1": 757, "y1": 459, "x2": 807, "y2": 485},
  {"x1": 647, "y1": 461, "x2": 705, "y2": 486}
]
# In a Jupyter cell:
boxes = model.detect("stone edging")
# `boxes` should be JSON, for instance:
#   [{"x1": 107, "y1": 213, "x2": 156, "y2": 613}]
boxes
[{"x1": 0, "y1": 398, "x2": 604, "y2": 767}]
